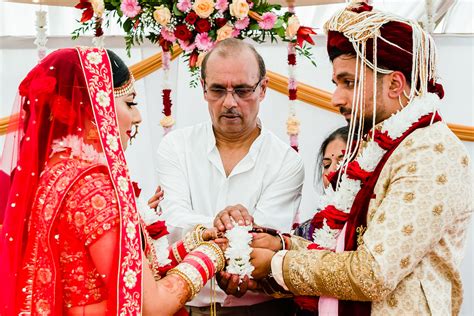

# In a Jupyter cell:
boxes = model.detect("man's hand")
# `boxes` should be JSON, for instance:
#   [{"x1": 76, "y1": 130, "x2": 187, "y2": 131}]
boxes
[
  {"x1": 216, "y1": 272, "x2": 259, "y2": 297},
  {"x1": 250, "y1": 248, "x2": 275, "y2": 280},
  {"x1": 251, "y1": 232, "x2": 282, "y2": 252},
  {"x1": 213, "y1": 204, "x2": 253, "y2": 232},
  {"x1": 147, "y1": 186, "x2": 164, "y2": 210}
]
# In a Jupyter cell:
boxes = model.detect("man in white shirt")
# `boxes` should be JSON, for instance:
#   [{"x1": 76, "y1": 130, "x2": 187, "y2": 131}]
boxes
[{"x1": 157, "y1": 38, "x2": 304, "y2": 315}]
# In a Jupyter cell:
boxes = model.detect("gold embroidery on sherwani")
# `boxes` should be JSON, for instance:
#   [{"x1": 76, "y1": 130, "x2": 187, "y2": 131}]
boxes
[
  {"x1": 282, "y1": 246, "x2": 391, "y2": 301},
  {"x1": 289, "y1": 235, "x2": 312, "y2": 250},
  {"x1": 432, "y1": 204, "x2": 443, "y2": 216},
  {"x1": 434, "y1": 143, "x2": 445, "y2": 153},
  {"x1": 356, "y1": 225, "x2": 366, "y2": 246},
  {"x1": 283, "y1": 123, "x2": 472, "y2": 316},
  {"x1": 436, "y1": 174, "x2": 447, "y2": 185},
  {"x1": 461, "y1": 155, "x2": 469, "y2": 167}
]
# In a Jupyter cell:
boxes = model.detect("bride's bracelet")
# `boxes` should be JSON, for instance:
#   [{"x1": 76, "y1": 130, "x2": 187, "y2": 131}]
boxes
[
  {"x1": 169, "y1": 224, "x2": 207, "y2": 265},
  {"x1": 167, "y1": 242, "x2": 225, "y2": 300}
]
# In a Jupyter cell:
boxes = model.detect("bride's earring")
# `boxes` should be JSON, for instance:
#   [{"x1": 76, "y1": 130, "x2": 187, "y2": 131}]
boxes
[{"x1": 129, "y1": 124, "x2": 139, "y2": 145}]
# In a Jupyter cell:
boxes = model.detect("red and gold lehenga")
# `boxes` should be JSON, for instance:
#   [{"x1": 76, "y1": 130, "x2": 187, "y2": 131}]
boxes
[{"x1": 0, "y1": 47, "x2": 145, "y2": 315}]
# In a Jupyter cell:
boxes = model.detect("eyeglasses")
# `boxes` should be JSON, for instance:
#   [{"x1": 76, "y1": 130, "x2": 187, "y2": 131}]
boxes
[{"x1": 204, "y1": 78, "x2": 263, "y2": 101}]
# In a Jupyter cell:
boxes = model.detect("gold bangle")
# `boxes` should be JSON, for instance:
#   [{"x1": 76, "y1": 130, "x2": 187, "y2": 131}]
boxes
[
  {"x1": 167, "y1": 268, "x2": 196, "y2": 300},
  {"x1": 195, "y1": 242, "x2": 225, "y2": 272}
]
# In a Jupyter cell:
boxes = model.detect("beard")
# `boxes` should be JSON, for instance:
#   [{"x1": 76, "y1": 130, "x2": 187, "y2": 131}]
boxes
[{"x1": 340, "y1": 106, "x2": 374, "y2": 135}]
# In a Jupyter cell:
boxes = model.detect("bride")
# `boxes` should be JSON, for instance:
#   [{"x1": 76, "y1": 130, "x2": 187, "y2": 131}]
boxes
[{"x1": 0, "y1": 47, "x2": 225, "y2": 315}]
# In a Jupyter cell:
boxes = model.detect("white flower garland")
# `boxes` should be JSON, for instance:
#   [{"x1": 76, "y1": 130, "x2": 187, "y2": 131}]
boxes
[
  {"x1": 35, "y1": 10, "x2": 48, "y2": 60},
  {"x1": 312, "y1": 93, "x2": 440, "y2": 249},
  {"x1": 224, "y1": 223, "x2": 254, "y2": 279},
  {"x1": 136, "y1": 197, "x2": 172, "y2": 267}
]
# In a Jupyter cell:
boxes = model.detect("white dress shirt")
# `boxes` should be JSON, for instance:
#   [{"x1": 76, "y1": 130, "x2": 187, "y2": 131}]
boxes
[{"x1": 157, "y1": 120, "x2": 304, "y2": 307}]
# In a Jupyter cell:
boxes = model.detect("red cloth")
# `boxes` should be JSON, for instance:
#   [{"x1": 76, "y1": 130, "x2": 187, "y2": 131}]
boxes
[{"x1": 0, "y1": 48, "x2": 143, "y2": 315}]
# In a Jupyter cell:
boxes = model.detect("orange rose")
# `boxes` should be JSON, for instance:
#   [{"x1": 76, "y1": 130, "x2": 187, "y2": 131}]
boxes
[
  {"x1": 216, "y1": 23, "x2": 234, "y2": 42},
  {"x1": 192, "y1": 0, "x2": 215, "y2": 19},
  {"x1": 229, "y1": 0, "x2": 249, "y2": 19},
  {"x1": 153, "y1": 5, "x2": 171, "y2": 26}
]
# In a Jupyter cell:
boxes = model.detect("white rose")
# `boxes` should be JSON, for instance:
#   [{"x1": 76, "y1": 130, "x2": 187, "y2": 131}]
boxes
[{"x1": 153, "y1": 5, "x2": 171, "y2": 26}]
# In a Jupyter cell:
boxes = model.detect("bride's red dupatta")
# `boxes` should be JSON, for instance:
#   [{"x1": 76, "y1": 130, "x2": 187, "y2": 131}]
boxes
[{"x1": 0, "y1": 47, "x2": 143, "y2": 315}]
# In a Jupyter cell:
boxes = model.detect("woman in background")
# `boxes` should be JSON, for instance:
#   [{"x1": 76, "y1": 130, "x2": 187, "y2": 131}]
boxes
[
  {"x1": 0, "y1": 47, "x2": 224, "y2": 315},
  {"x1": 294, "y1": 126, "x2": 349, "y2": 239}
]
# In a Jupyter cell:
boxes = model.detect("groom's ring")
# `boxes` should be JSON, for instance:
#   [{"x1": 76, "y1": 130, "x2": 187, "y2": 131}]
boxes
[{"x1": 237, "y1": 286, "x2": 240, "y2": 292}]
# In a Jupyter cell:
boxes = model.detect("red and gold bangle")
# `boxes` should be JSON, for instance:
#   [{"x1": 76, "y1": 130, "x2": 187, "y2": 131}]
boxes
[
  {"x1": 183, "y1": 255, "x2": 210, "y2": 282},
  {"x1": 170, "y1": 240, "x2": 189, "y2": 265},
  {"x1": 194, "y1": 242, "x2": 225, "y2": 273},
  {"x1": 186, "y1": 251, "x2": 216, "y2": 279}
]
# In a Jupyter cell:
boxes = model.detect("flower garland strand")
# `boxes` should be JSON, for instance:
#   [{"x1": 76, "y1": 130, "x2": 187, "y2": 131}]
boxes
[
  {"x1": 133, "y1": 182, "x2": 172, "y2": 268},
  {"x1": 159, "y1": 49, "x2": 175, "y2": 135},
  {"x1": 34, "y1": 9, "x2": 48, "y2": 61},
  {"x1": 285, "y1": 2, "x2": 300, "y2": 152},
  {"x1": 311, "y1": 93, "x2": 440, "y2": 250},
  {"x1": 224, "y1": 222, "x2": 254, "y2": 279},
  {"x1": 92, "y1": 0, "x2": 105, "y2": 48}
]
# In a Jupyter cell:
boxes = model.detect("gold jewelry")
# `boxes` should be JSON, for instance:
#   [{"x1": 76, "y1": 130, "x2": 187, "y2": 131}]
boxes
[
  {"x1": 113, "y1": 73, "x2": 135, "y2": 98},
  {"x1": 167, "y1": 267, "x2": 198, "y2": 299},
  {"x1": 196, "y1": 242, "x2": 225, "y2": 272},
  {"x1": 129, "y1": 124, "x2": 139, "y2": 145}
]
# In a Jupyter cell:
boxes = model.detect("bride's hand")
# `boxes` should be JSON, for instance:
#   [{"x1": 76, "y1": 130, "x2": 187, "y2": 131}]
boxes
[{"x1": 203, "y1": 228, "x2": 228, "y2": 251}]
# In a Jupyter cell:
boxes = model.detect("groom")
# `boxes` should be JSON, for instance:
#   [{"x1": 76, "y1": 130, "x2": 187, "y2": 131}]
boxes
[{"x1": 227, "y1": 2, "x2": 473, "y2": 315}]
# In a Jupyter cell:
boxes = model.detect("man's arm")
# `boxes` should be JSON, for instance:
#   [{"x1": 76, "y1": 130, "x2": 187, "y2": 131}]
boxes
[
  {"x1": 156, "y1": 135, "x2": 214, "y2": 239},
  {"x1": 271, "y1": 132, "x2": 472, "y2": 301},
  {"x1": 252, "y1": 150, "x2": 304, "y2": 232}
]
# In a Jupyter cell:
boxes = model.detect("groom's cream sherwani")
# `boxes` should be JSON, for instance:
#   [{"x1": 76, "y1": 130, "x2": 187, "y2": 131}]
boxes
[{"x1": 280, "y1": 122, "x2": 472, "y2": 315}]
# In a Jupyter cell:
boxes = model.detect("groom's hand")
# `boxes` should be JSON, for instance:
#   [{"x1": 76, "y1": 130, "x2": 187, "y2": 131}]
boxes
[
  {"x1": 250, "y1": 248, "x2": 275, "y2": 280},
  {"x1": 213, "y1": 204, "x2": 253, "y2": 232},
  {"x1": 216, "y1": 272, "x2": 259, "y2": 297},
  {"x1": 250, "y1": 232, "x2": 282, "y2": 252}
]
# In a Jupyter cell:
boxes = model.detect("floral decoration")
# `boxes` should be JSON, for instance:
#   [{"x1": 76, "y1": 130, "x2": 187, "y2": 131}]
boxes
[
  {"x1": 132, "y1": 181, "x2": 172, "y2": 268},
  {"x1": 73, "y1": 0, "x2": 316, "y2": 72},
  {"x1": 224, "y1": 222, "x2": 254, "y2": 279}
]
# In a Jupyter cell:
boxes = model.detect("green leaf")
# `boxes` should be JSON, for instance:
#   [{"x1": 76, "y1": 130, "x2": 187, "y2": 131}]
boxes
[
  {"x1": 123, "y1": 18, "x2": 133, "y2": 32},
  {"x1": 173, "y1": 3, "x2": 184, "y2": 16},
  {"x1": 273, "y1": 18, "x2": 283, "y2": 29},
  {"x1": 274, "y1": 26, "x2": 285, "y2": 38},
  {"x1": 249, "y1": 23, "x2": 260, "y2": 31}
]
